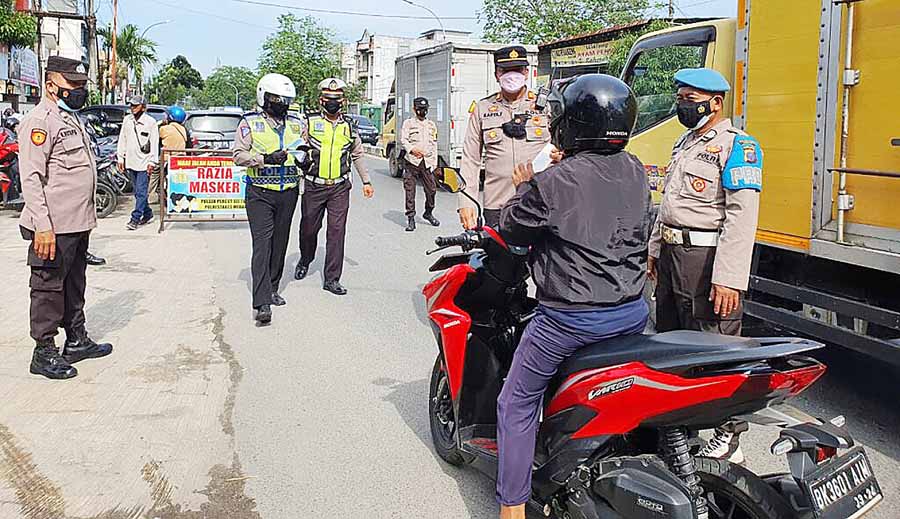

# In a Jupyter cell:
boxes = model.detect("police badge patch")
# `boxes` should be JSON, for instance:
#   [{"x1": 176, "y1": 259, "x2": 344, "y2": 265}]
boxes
[{"x1": 241, "y1": 125, "x2": 250, "y2": 138}]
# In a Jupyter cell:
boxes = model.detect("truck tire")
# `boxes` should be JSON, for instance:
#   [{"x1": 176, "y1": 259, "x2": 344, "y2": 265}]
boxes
[{"x1": 388, "y1": 146, "x2": 402, "y2": 178}]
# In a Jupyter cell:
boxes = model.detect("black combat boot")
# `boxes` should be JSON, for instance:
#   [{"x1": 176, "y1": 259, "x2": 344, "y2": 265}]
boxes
[
  {"x1": 423, "y1": 212, "x2": 440, "y2": 227},
  {"x1": 406, "y1": 216, "x2": 416, "y2": 232},
  {"x1": 62, "y1": 334, "x2": 114, "y2": 364},
  {"x1": 85, "y1": 251, "x2": 107, "y2": 266},
  {"x1": 255, "y1": 304, "x2": 272, "y2": 325},
  {"x1": 294, "y1": 263, "x2": 309, "y2": 280},
  {"x1": 323, "y1": 280, "x2": 348, "y2": 296},
  {"x1": 30, "y1": 342, "x2": 78, "y2": 380}
]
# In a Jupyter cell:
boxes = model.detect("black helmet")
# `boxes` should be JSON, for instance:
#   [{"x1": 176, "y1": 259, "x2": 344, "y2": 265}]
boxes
[
  {"x1": 548, "y1": 74, "x2": 637, "y2": 154},
  {"x1": 413, "y1": 97, "x2": 429, "y2": 110}
]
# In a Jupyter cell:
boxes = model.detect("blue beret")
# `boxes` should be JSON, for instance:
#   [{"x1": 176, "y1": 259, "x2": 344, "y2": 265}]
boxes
[{"x1": 674, "y1": 68, "x2": 731, "y2": 93}]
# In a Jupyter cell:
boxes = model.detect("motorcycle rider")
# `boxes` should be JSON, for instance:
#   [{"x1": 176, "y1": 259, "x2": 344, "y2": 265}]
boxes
[{"x1": 495, "y1": 74, "x2": 651, "y2": 518}]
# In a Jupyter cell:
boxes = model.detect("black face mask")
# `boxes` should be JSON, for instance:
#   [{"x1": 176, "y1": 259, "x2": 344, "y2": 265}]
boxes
[
  {"x1": 676, "y1": 99, "x2": 714, "y2": 129},
  {"x1": 54, "y1": 83, "x2": 88, "y2": 111},
  {"x1": 415, "y1": 109, "x2": 428, "y2": 118},
  {"x1": 263, "y1": 99, "x2": 289, "y2": 119},
  {"x1": 322, "y1": 99, "x2": 342, "y2": 115}
]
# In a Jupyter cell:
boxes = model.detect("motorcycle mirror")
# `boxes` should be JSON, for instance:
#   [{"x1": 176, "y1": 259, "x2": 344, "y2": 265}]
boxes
[{"x1": 438, "y1": 167, "x2": 466, "y2": 194}]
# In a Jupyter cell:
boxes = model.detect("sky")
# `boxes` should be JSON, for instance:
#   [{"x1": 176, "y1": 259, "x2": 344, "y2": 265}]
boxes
[{"x1": 101, "y1": 0, "x2": 737, "y2": 77}]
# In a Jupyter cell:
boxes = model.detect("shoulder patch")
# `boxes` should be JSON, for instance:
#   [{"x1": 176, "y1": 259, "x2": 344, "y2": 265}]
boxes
[
  {"x1": 31, "y1": 129, "x2": 47, "y2": 146},
  {"x1": 723, "y1": 135, "x2": 763, "y2": 191},
  {"x1": 468, "y1": 100, "x2": 476, "y2": 114},
  {"x1": 528, "y1": 91, "x2": 536, "y2": 100},
  {"x1": 240, "y1": 125, "x2": 251, "y2": 138}
]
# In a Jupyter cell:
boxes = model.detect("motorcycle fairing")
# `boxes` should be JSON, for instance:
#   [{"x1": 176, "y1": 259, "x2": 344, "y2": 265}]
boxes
[{"x1": 424, "y1": 263, "x2": 475, "y2": 399}]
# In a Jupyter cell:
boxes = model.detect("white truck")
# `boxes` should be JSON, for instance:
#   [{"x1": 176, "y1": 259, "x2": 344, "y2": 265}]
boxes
[{"x1": 385, "y1": 42, "x2": 539, "y2": 177}]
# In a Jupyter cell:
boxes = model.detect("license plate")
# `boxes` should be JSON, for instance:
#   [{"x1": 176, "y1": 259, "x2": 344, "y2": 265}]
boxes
[{"x1": 804, "y1": 447, "x2": 882, "y2": 519}]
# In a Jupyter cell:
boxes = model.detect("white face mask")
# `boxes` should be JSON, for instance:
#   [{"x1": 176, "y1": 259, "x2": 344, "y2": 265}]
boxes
[{"x1": 499, "y1": 71, "x2": 527, "y2": 94}]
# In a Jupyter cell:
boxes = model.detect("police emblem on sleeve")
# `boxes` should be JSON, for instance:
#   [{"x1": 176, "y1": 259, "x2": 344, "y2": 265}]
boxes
[
  {"x1": 723, "y1": 135, "x2": 763, "y2": 191},
  {"x1": 240, "y1": 125, "x2": 250, "y2": 138},
  {"x1": 31, "y1": 129, "x2": 47, "y2": 146}
]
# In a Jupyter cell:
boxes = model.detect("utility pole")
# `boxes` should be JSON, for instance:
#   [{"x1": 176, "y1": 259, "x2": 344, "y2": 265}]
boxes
[
  {"x1": 86, "y1": 0, "x2": 99, "y2": 93},
  {"x1": 668, "y1": 0, "x2": 675, "y2": 19},
  {"x1": 111, "y1": 0, "x2": 117, "y2": 103}
]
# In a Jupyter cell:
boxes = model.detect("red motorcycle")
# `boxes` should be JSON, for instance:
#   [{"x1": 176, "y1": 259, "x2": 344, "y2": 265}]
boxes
[
  {"x1": 0, "y1": 127, "x2": 21, "y2": 207},
  {"x1": 423, "y1": 170, "x2": 882, "y2": 519}
]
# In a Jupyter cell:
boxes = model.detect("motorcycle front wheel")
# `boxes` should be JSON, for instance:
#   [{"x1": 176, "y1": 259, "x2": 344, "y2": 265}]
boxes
[
  {"x1": 96, "y1": 182, "x2": 117, "y2": 219},
  {"x1": 696, "y1": 457, "x2": 794, "y2": 519},
  {"x1": 429, "y1": 355, "x2": 472, "y2": 467}
]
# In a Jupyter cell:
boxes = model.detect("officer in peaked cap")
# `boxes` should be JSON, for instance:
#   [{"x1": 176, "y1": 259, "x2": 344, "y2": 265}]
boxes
[
  {"x1": 399, "y1": 96, "x2": 440, "y2": 231},
  {"x1": 648, "y1": 67, "x2": 764, "y2": 462},
  {"x1": 458, "y1": 45, "x2": 550, "y2": 229},
  {"x1": 18, "y1": 55, "x2": 113, "y2": 379}
]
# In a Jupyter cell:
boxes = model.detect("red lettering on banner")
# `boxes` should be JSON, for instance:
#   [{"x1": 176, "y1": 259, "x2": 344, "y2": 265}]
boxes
[
  {"x1": 188, "y1": 181, "x2": 241, "y2": 193},
  {"x1": 197, "y1": 167, "x2": 234, "y2": 180}
]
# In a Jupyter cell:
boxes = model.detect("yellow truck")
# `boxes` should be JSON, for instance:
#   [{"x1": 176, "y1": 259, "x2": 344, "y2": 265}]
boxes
[{"x1": 621, "y1": 0, "x2": 900, "y2": 363}]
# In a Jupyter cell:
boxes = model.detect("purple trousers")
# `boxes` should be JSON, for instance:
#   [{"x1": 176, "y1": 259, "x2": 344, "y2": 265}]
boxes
[{"x1": 496, "y1": 300, "x2": 648, "y2": 506}]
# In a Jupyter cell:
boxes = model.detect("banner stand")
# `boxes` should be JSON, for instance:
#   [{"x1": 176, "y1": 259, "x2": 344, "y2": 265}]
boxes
[{"x1": 158, "y1": 148, "x2": 248, "y2": 233}]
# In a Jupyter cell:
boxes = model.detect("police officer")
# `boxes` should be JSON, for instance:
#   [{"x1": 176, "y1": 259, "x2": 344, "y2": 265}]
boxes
[
  {"x1": 19, "y1": 56, "x2": 113, "y2": 379},
  {"x1": 496, "y1": 75, "x2": 649, "y2": 519},
  {"x1": 647, "y1": 68, "x2": 763, "y2": 462},
  {"x1": 459, "y1": 45, "x2": 550, "y2": 229},
  {"x1": 294, "y1": 78, "x2": 374, "y2": 296},
  {"x1": 232, "y1": 73, "x2": 305, "y2": 325},
  {"x1": 400, "y1": 97, "x2": 440, "y2": 231}
]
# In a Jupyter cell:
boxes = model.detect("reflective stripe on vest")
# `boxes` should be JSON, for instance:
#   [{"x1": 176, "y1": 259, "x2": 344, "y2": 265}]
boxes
[
  {"x1": 307, "y1": 115, "x2": 354, "y2": 180},
  {"x1": 244, "y1": 113, "x2": 305, "y2": 191}
]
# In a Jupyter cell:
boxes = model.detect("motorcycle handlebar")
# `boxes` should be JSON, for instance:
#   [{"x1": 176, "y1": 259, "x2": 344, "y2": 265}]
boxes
[{"x1": 434, "y1": 234, "x2": 472, "y2": 248}]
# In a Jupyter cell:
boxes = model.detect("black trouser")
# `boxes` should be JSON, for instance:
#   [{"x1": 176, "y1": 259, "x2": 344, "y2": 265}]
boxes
[
  {"x1": 655, "y1": 242, "x2": 742, "y2": 336},
  {"x1": 21, "y1": 227, "x2": 90, "y2": 345},
  {"x1": 483, "y1": 208, "x2": 501, "y2": 229},
  {"x1": 403, "y1": 160, "x2": 436, "y2": 218},
  {"x1": 246, "y1": 184, "x2": 299, "y2": 308},
  {"x1": 299, "y1": 180, "x2": 351, "y2": 283}
]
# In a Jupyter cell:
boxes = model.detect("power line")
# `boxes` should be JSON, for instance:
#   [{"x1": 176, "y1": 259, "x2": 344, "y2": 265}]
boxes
[
  {"x1": 229, "y1": 0, "x2": 478, "y2": 20},
  {"x1": 146, "y1": 0, "x2": 278, "y2": 31}
]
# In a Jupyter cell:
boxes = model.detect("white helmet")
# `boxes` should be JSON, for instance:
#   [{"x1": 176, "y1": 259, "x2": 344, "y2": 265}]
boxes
[
  {"x1": 256, "y1": 73, "x2": 297, "y2": 108},
  {"x1": 318, "y1": 77, "x2": 347, "y2": 97}
]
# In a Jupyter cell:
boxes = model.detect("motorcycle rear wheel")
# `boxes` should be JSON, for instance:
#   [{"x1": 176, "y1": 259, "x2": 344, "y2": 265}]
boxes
[
  {"x1": 96, "y1": 182, "x2": 117, "y2": 219},
  {"x1": 696, "y1": 457, "x2": 794, "y2": 519},
  {"x1": 429, "y1": 355, "x2": 472, "y2": 467}
]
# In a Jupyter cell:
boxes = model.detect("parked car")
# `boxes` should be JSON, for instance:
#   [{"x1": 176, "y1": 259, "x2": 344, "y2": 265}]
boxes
[
  {"x1": 184, "y1": 110, "x2": 242, "y2": 149},
  {"x1": 81, "y1": 104, "x2": 168, "y2": 135},
  {"x1": 347, "y1": 114, "x2": 379, "y2": 146}
]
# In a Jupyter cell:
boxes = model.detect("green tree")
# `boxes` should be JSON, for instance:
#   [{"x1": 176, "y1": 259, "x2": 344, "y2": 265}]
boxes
[
  {"x1": 257, "y1": 14, "x2": 341, "y2": 108},
  {"x1": 0, "y1": 0, "x2": 37, "y2": 47},
  {"x1": 146, "y1": 55, "x2": 204, "y2": 106},
  {"x1": 114, "y1": 24, "x2": 158, "y2": 92},
  {"x1": 197, "y1": 65, "x2": 258, "y2": 110},
  {"x1": 479, "y1": 0, "x2": 658, "y2": 44}
]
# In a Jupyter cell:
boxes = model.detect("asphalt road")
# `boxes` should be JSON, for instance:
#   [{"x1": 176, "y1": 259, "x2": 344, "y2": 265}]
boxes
[{"x1": 0, "y1": 157, "x2": 896, "y2": 518}]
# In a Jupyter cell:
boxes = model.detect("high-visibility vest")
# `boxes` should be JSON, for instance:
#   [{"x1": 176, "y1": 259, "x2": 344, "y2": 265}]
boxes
[
  {"x1": 244, "y1": 112, "x2": 305, "y2": 191},
  {"x1": 306, "y1": 114, "x2": 355, "y2": 180}
]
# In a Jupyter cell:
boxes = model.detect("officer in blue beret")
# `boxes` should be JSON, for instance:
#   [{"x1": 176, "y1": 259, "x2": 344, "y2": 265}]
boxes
[{"x1": 647, "y1": 67, "x2": 763, "y2": 463}]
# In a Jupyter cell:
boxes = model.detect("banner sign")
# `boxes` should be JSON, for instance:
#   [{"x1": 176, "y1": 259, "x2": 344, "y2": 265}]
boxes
[
  {"x1": 9, "y1": 46, "x2": 39, "y2": 86},
  {"x1": 166, "y1": 155, "x2": 247, "y2": 216},
  {"x1": 550, "y1": 41, "x2": 615, "y2": 68}
]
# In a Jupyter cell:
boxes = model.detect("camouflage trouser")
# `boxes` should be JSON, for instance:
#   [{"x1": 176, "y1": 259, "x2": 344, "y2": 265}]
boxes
[{"x1": 655, "y1": 243, "x2": 743, "y2": 336}]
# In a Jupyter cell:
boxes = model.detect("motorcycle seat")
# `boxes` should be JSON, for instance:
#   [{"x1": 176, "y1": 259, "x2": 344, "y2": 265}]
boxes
[{"x1": 555, "y1": 331, "x2": 760, "y2": 382}]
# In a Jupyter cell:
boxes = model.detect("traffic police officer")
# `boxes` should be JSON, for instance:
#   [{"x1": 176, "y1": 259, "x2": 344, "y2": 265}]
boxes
[
  {"x1": 647, "y1": 68, "x2": 763, "y2": 462},
  {"x1": 294, "y1": 78, "x2": 374, "y2": 296},
  {"x1": 233, "y1": 73, "x2": 305, "y2": 325},
  {"x1": 459, "y1": 45, "x2": 550, "y2": 229},
  {"x1": 400, "y1": 96, "x2": 440, "y2": 232},
  {"x1": 19, "y1": 56, "x2": 113, "y2": 379}
]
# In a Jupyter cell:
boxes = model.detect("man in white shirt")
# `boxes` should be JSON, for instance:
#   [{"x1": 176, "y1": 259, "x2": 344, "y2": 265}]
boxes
[{"x1": 117, "y1": 95, "x2": 160, "y2": 230}]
